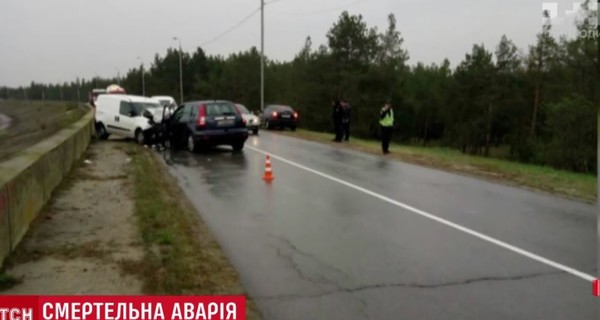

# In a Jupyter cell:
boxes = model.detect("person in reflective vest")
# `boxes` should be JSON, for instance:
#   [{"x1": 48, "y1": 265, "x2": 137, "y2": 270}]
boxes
[{"x1": 379, "y1": 102, "x2": 394, "y2": 154}]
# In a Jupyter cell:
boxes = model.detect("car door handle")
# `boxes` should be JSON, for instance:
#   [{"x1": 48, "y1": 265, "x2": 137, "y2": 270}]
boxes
[{"x1": 115, "y1": 116, "x2": 119, "y2": 122}]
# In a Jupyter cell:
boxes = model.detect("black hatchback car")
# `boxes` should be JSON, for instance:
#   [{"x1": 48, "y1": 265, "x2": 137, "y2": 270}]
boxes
[
  {"x1": 167, "y1": 100, "x2": 249, "y2": 152},
  {"x1": 261, "y1": 104, "x2": 299, "y2": 130}
]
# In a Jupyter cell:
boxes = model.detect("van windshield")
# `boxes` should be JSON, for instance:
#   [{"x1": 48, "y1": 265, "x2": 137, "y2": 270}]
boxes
[{"x1": 132, "y1": 102, "x2": 161, "y2": 114}]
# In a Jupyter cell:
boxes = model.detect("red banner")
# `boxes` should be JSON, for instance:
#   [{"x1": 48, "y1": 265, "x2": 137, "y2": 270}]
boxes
[{"x1": 0, "y1": 296, "x2": 245, "y2": 320}]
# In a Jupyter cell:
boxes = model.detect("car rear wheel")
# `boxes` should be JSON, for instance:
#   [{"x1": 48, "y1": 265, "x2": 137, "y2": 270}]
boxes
[
  {"x1": 290, "y1": 126, "x2": 297, "y2": 131},
  {"x1": 135, "y1": 129, "x2": 144, "y2": 145},
  {"x1": 232, "y1": 142, "x2": 244, "y2": 152},
  {"x1": 252, "y1": 128, "x2": 259, "y2": 135}
]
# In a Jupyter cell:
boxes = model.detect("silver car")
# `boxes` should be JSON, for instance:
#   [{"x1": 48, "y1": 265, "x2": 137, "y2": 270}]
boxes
[{"x1": 235, "y1": 103, "x2": 260, "y2": 135}]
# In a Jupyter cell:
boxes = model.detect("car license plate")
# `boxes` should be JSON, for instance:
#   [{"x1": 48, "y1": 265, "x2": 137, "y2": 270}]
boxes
[
  {"x1": 282, "y1": 115, "x2": 291, "y2": 118},
  {"x1": 218, "y1": 120, "x2": 234, "y2": 126}
]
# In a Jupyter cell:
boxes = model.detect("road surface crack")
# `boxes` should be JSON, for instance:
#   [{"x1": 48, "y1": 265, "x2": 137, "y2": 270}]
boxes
[
  {"x1": 269, "y1": 234, "x2": 368, "y2": 319},
  {"x1": 270, "y1": 234, "x2": 352, "y2": 280},
  {"x1": 254, "y1": 270, "x2": 565, "y2": 302}
]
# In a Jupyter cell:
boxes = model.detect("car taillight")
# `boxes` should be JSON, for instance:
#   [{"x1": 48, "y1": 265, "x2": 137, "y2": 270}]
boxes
[
  {"x1": 272, "y1": 111, "x2": 277, "y2": 118},
  {"x1": 197, "y1": 104, "x2": 206, "y2": 127},
  {"x1": 242, "y1": 118, "x2": 246, "y2": 125},
  {"x1": 293, "y1": 112, "x2": 298, "y2": 118}
]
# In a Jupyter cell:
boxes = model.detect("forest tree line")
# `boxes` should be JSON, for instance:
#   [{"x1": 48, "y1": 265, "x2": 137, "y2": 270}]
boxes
[{"x1": 1, "y1": 3, "x2": 598, "y2": 173}]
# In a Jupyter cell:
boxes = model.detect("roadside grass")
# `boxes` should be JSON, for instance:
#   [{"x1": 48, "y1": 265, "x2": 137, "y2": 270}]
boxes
[
  {"x1": 0, "y1": 100, "x2": 90, "y2": 160},
  {"x1": 127, "y1": 146, "x2": 261, "y2": 319},
  {"x1": 62, "y1": 104, "x2": 89, "y2": 129},
  {"x1": 0, "y1": 273, "x2": 20, "y2": 290},
  {"x1": 278, "y1": 129, "x2": 596, "y2": 203}
]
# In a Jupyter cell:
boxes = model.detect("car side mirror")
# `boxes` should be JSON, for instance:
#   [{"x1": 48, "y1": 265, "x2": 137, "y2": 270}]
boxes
[{"x1": 142, "y1": 110, "x2": 153, "y2": 120}]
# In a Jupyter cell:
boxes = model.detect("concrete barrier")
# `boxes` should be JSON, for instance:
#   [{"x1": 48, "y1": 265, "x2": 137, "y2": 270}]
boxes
[{"x1": 0, "y1": 109, "x2": 94, "y2": 265}]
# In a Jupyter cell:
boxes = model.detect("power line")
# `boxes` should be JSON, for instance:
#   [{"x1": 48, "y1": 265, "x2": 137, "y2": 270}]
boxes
[
  {"x1": 200, "y1": 7, "x2": 261, "y2": 47},
  {"x1": 265, "y1": 0, "x2": 287, "y2": 5}
]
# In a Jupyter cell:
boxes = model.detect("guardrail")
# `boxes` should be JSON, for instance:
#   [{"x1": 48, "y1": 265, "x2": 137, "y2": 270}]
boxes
[{"x1": 0, "y1": 109, "x2": 94, "y2": 266}]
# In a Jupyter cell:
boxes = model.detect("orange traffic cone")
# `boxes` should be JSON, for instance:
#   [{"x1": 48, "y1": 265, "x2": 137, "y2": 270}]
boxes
[{"x1": 263, "y1": 155, "x2": 275, "y2": 182}]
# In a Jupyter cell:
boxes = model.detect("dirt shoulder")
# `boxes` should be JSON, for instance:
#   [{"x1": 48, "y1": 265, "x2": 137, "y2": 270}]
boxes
[
  {"x1": 1, "y1": 141, "x2": 144, "y2": 294},
  {"x1": 1, "y1": 139, "x2": 261, "y2": 319}
]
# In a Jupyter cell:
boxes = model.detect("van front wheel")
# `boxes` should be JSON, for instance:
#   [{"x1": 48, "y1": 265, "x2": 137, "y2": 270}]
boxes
[
  {"x1": 135, "y1": 129, "x2": 145, "y2": 145},
  {"x1": 96, "y1": 123, "x2": 109, "y2": 140}
]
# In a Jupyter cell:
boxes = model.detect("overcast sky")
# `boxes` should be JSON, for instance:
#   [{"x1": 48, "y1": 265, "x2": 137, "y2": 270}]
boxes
[{"x1": 0, "y1": 0, "x2": 586, "y2": 87}]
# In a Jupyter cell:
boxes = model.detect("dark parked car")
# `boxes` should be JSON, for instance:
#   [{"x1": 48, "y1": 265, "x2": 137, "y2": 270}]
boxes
[
  {"x1": 261, "y1": 104, "x2": 299, "y2": 130},
  {"x1": 167, "y1": 100, "x2": 249, "y2": 152}
]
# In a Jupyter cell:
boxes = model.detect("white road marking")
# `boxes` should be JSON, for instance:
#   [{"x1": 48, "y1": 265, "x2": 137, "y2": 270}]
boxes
[{"x1": 246, "y1": 145, "x2": 595, "y2": 282}]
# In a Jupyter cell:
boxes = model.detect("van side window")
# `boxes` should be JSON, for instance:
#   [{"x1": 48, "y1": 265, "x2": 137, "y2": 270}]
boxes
[{"x1": 119, "y1": 101, "x2": 132, "y2": 116}]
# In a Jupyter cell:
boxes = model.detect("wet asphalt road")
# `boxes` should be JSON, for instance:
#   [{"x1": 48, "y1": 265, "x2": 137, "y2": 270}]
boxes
[{"x1": 159, "y1": 131, "x2": 597, "y2": 320}]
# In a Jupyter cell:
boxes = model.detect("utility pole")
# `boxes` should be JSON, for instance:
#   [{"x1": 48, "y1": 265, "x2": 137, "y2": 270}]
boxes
[
  {"x1": 114, "y1": 68, "x2": 121, "y2": 85},
  {"x1": 260, "y1": 0, "x2": 265, "y2": 111},
  {"x1": 138, "y1": 57, "x2": 146, "y2": 96},
  {"x1": 173, "y1": 37, "x2": 184, "y2": 104}
]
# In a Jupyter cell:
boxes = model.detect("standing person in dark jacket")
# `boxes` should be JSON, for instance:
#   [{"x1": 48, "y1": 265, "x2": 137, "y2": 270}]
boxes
[
  {"x1": 331, "y1": 99, "x2": 343, "y2": 142},
  {"x1": 379, "y1": 101, "x2": 394, "y2": 154},
  {"x1": 341, "y1": 99, "x2": 351, "y2": 141}
]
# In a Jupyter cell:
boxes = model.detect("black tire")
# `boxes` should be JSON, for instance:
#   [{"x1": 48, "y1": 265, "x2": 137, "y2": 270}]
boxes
[
  {"x1": 163, "y1": 138, "x2": 171, "y2": 150},
  {"x1": 232, "y1": 142, "x2": 244, "y2": 152},
  {"x1": 135, "y1": 129, "x2": 145, "y2": 145},
  {"x1": 290, "y1": 126, "x2": 297, "y2": 131},
  {"x1": 97, "y1": 123, "x2": 109, "y2": 140},
  {"x1": 187, "y1": 134, "x2": 198, "y2": 153},
  {"x1": 252, "y1": 128, "x2": 259, "y2": 135}
]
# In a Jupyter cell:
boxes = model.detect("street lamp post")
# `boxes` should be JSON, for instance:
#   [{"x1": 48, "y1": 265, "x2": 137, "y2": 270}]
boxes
[
  {"x1": 260, "y1": 0, "x2": 265, "y2": 111},
  {"x1": 173, "y1": 37, "x2": 184, "y2": 104},
  {"x1": 137, "y1": 57, "x2": 146, "y2": 96}
]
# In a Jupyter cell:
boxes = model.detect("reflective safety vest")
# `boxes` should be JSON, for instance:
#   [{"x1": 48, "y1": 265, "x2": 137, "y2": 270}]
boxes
[{"x1": 380, "y1": 108, "x2": 394, "y2": 127}]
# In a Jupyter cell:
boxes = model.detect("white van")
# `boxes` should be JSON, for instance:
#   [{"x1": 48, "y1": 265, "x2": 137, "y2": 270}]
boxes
[
  {"x1": 95, "y1": 94, "x2": 162, "y2": 144},
  {"x1": 151, "y1": 95, "x2": 176, "y2": 107},
  {"x1": 151, "y1": 95, "x2": 177, "y2": 119}
]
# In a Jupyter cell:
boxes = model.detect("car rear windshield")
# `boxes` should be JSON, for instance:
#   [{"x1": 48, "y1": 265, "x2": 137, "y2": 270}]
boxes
[
  {"x1": 236, "y1": 104, "x2": 251, "y2": 114},
  {"x1": 206, "y1": 102, "x2": 237, "y2": 116},
  {"x1": 269, "y1": 105, "x2": 292, "y2": 112}
]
